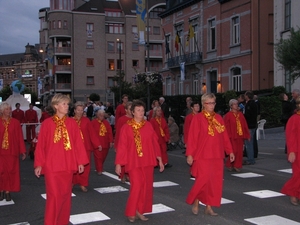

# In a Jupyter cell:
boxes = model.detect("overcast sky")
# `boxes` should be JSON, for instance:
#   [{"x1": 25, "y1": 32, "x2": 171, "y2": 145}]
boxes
[{"x1": 0, "y1": 0, "x2": 49, "y2": 55}]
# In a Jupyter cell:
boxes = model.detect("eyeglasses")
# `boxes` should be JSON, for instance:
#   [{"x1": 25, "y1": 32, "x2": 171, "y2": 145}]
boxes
[{"x1": 204, "y1": 102, "x2": 216, "y2": 105}]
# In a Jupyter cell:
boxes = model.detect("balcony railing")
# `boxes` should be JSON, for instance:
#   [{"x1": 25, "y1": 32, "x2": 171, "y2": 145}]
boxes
[
  {"x1": 55, "y1": 65, "x2": 71, "y2": 71},
  {"x1": 167, "y1": 52, "x2": 202, "y2": 68},
  {"x1": 55, "y1": 47, "x2": 71, "y2": 54},
  {"x1": 146, "y1": 50, "x2": 163, "y2": 58},
  {"x1": 56, "y1": 83, "x2": 71, "y2": 89}
]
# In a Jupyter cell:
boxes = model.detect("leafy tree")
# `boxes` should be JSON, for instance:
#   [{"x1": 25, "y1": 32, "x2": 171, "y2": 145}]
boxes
[
  {"x1": 89, "y1": 93, "x2": 100, "y2": 102},
  {"x1": 0, "y1": 85, "x2": 12, "y2": 101},
  {"x1": 275, "y1": 28, "x2": 300, "y2": 81}
]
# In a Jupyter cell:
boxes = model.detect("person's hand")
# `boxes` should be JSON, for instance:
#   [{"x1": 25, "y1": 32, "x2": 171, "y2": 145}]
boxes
[
  {"x1": 288, "y1": 152, "x2": 296, "y2": 163},
  {"x1": 115, "y1": 164, "x2": 121, "y2": 175},
  {"x1": 159, "y1": 161, "x2": 164, "y2": 172},
  {"x1": 34, "y1": 166, "x2": 42, "y2": 178},
  {"x1": 78, "y1": 165, "x2": 84, "y2": 173},
  {"x1": 229, "y1": 153, "x2": 235, "y2": 162},
  {"x1": 98, "y1": 145, "x2": 102, "y2": 151},
  {"x1": 187, "y1": 155, "x2": 193, "y2": 165},
  {"x1": 21, "y1": 153, "x2": 26, "y2": 160}
]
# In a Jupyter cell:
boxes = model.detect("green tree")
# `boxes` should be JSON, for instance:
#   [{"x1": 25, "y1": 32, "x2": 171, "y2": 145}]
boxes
[
  {"x1": 275, "y1": 28, "x2": 300, "y2": 81},
  {"x1": 89, "y1": 93, "x2": 100, "y2": 102}
]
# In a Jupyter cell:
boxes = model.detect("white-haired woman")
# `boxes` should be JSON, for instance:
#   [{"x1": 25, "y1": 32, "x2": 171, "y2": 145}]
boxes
[
  {"x1": 0, "y1": 102, "x2": 26, "y2": 202},
  {"x1": 91, "y1": 109, "x2": 113, "y2": 175},
  {"x1": 224, "y1": 99, "x2": 250, "y2": 172}
]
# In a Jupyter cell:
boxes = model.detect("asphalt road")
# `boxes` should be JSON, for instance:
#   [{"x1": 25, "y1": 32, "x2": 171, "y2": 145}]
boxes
[{"x1": 1, "y1": 126, "x2": 300, "y2": 225}]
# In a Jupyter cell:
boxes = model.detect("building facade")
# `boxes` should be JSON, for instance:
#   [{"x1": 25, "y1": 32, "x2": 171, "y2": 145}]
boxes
[
  {"x1": 39, "y1": 0, "x2": 165, "y2": 105},
  {"x1": 274, "y1": 0, "x2": 300, "y2": 92},
  {"x1": 160, "y1": 0, "x2": 274, "y2": 96}
]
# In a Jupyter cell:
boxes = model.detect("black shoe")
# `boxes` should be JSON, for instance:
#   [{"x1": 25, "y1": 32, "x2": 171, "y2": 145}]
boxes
[
  {"x1": 5, "y1": 192, "x2": 11, "y2": 201},
  {"x1": 0, "y1": 191, "x2": 4, "y2": 201},
  {"x1": 242, "y1": 161, "x2": 255, "y2": 165},
  {"x1": 164, "y1": 163, "x2": 173, "y2": 168}
]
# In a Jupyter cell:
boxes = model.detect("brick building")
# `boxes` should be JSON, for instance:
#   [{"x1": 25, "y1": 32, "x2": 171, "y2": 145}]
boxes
[{"x1": 160, "y1": 0, "x2": 274, "y2": 96}]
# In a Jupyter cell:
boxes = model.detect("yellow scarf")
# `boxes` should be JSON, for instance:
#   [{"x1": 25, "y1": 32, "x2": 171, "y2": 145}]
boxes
[
  {"x1": 97, "y1": 119, "x2": 107, "y2": 136},
  {"x1": 2, "y1": 118, "x2": 10, "y2": 149},
  {"x1": 155, "y1": 117, "x2": 165, "y2": 137},
  {"x1": 74, "y1": 117, "x2": 84, "y2": 140},
  {"x1": 127, "y1": 118, "x2": 146, "y2": 157},
  {"x1": 202, "y1": 110, "x2": 225, "y2": 136},
  {"x1": 233, "y1": 112, "x2": 243, "y2": 136},
  {"x1": 53, "y1": 115, "x2": 71, "y2": 150}
]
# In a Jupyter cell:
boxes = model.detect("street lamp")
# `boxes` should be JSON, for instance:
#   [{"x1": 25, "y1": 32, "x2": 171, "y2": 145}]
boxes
[{"x1": 117, "y1": 38, "x2": 122, "y2": 102}]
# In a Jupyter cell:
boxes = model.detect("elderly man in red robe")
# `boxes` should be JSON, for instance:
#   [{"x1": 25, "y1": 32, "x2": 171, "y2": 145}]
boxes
[
  {"x1": 186, "y1": 93, "x2": 234, "y2": 216},
  {"x1": 114, "y1": 101, "x2": 132, "y2": 183},
  {"x1": 34, "y1": 94, "x2": 89, "y2": 225},
  {"x1": 72, "y1": 101, "x2": 101, "y2": 192},
  {"x1": 0, "y1": 102, "x2": 26, "y2": 202},
  {"x1": 183, "y1": 101, "x2": 200, "y2": 145},
  {"x1": 150, "y1": 106, "x2": 171, "y2": 168},
  {"x1": 91, "y1": 110, "x2": 113, "y2": 175},
  {"x1": 224, "y1": 99, "x2": 250, "y2": 172},
  {"x1": 12, "y1": 103, "x2": 25, "y2": 124},
  {"x1": 25, "y1": 103, "x2": 38, "y2": 142},
  {"x1": 281, "y1": 96, "x2": 300, "y2": 206},
  {"x1": 115, "y1": 100, "x2": 164, "y2": 222}
]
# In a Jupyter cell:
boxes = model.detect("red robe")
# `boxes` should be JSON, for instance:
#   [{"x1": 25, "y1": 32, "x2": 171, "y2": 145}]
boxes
[
  {"x1": 183, "y1": 113, "x2": 195, "y2": 144},
  {"x1": 12, "y1": 109, "x2": 25, "y2": 124},
  {"x1": 0, "y1": 117, "x2": 26, "y2": 192},
  {"x1": 91, "y1": 119, "x2": 113, "y2": 173},
  {"x1": 150, "y1": 117, "x2": 170, "y2": 165},
  {"x1": 115, "y1": 121, "x2": 161, "y2": 216},
  {"x1": 224, "y1": 111, "x2": 250, "y2": 169},
  {"x1": 281, "y1": 114, "x2": 300, "y2": 199},
  {"x1": 25, "y1": 109, "x2": 38, "y2": 142},
  {"x1": 115, "y1": 104, "x2": 126, "y2": 127},
  {"x1": 186, "y1": 112, "x2": 233, "y2": 207},
  {"x1": 34, "y1": 117, "x2": 89, "y2": 225},
  {"x1": 72, "y1": 117, "x2": 100, "y2": 187}
]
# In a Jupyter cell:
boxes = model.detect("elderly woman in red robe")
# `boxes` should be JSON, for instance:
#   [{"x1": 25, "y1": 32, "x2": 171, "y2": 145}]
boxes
[
  {"x1": 91, "y1": 110, "x2": 113, "y2": 175},
  {"x1": 72, "y1": 101, "x2": 101, "y2": 192},
  {"x1": 34, "y1": 94, "x2": 89, "y2": 225},
  {"x1": 115, "y1": 100, "x2": 164, "y2": 222},
  {"x1": 224, "y1": 99, "x2": 250, "y2": 172},
  {"x1": 0, "y1": 102, "x2": 26, "y2": 202},
  {"x1": 186, "y1": 93, "x2": 234, "y2": 216},
  {"x1": 281, "y1": 96, "x2": 300, "y2": 206},
  {"x1": 150, "y1": 106, "x2": 171, "y2": 168}
]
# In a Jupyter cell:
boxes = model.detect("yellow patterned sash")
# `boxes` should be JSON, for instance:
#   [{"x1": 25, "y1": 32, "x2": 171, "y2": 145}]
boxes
[
  {"x1": 202, "y1": 110, "x2": 225, "y2": 136},
  {"x1": 97, "y1": 119, "x2": 107, "y2": 136},
  {"x1": 2, "y1": 118, "x2": 10, "y2": 149},
  {"x1": 155, "y1": 117, "x2": 165, "y2": 137},
  {"x1": 127, "y1": 118, "x2": 146, "y2": 157},
  {"x1": 74, "y1": 117, "x2": 84, "y2": 140},
  {"x1": 233, "y1": 112, "x2": 243, "y2": 136},
  {"x1": 53, "y1": 115, "x2": 71, "y2": 150}
]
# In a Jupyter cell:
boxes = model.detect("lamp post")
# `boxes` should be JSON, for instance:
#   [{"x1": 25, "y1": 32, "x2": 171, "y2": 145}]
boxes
[
  {"x1": 146, "y1": 0, "x2": 150, "y2": 111},
  {"x1": 117, "y1": 38, "x2": 122, "y2": 102}
]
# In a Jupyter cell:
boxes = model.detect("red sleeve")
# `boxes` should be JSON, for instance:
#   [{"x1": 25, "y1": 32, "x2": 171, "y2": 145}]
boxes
[
  {"x1": 183, "y1": 114, "x2": 192, "y2": 144},
  {"x1": 286, "y1": 115, "x2": 300, "y2": 155}
]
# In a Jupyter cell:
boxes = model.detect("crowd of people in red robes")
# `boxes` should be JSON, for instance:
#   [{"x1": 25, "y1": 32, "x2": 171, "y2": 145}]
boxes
[{"x1": 1, "y1": 90, "x2": 300, "y2": 224}]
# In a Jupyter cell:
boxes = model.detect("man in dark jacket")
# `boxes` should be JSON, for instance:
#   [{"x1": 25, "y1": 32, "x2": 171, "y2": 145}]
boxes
[{"x1": 244, "y1": 91, "x2": 258, "y2": 165}]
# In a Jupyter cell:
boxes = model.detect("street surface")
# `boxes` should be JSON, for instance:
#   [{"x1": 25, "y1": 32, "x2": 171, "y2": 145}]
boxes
[{"x1": 1, "y1": 126, "x2": 300, "y2": 225}]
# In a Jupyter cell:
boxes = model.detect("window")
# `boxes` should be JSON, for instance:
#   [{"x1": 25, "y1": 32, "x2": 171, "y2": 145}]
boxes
[
  {"x1": 117, "y1": 41, "x2": 124, "y2": 52},
  {"x1": 132, "y1": 42, "x2": 139, "y2": 51},
  {"x1": 285, "y1": 0, "x2": 291, "y2": 30},
  {"x1": 105, "y1": 11, "x2": 121, "y2": 17},
  {"x1": 166, "y1": 77, "x2": 171, "y2": 95},
  {"x1": 108, "y1": 59, "x2": 114, "y2": 70},
  {"x1": 108, "y1": 77, "x2": 114, "y2": 87},
  {"x1": 132, "y1": 25, "x2": 137, "y2": 34},
  {"x1": 153, "y1": 26, "x2": 160, "y2": 35},
  {"x1": 149, "y1": 6, "x2": 164, "y2": 19},
  {"x1": 87, "y1": 76, "x2": 94, "y2": 85},
  {"x1": 86, "y1": 41, "x2": 94, "y2": 49},
  {"x1": 193, "y1": 74, "x2": 199, "y2": 94},
  {"x1": 105, "y1": 23, "x2": 124, "y2": 34},
  {"x1": 87, "y1": 23, "x2": 94, "y2": 37},
  {"x1": 231, "y1": 16, "x2": 240, "y2": 45},
  {"x1": 107, "y1": 42, "x2": 115, "y2": 52},
  {"x1": 52, "y1": 20, "x2": 56, "y2": 29},
  {"x1": 132, "y1": 60, "x2": 139, "y2": 67},
  {"x1": 232, "y1": 67, "x2": 241, "y2": 91},
  {"x1": 146, "y1": 26, "x2": 152, "y2": 35},
  {"x1": 63, "y1": 20, "x2": 67, "y2": 29},
  {"x1": 58, "y1": 20, "x2": 62, "y2": 29},
  {"x1": 86, "y1": 58, "x2": 94, "y2": 66},
  {"x1": 208, "y1": 18, "x2": 216, "y2": 50}
]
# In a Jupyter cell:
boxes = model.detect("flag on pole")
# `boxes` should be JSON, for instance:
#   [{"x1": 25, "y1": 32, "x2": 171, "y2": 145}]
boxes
[
  {"x1": 180, "y1": 62, "x2": 185, "y2": 80},
  {"x1": 165, "y1": 36, "x2": 170, "y2": 55},
  {"x1": 136, "y1": 0, "x2": 146, "y2": 44},
  {"x1": 186, "y1": 24, "x2": 195, "y2": 46},
  {"x1": 175, "y1": 31, "x2": 180, "y2": 52}
]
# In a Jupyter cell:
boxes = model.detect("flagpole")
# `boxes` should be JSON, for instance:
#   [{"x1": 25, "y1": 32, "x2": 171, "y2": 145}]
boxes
[{"x1": 146, "y1": 0, "x2": 150, "y2": 111}]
